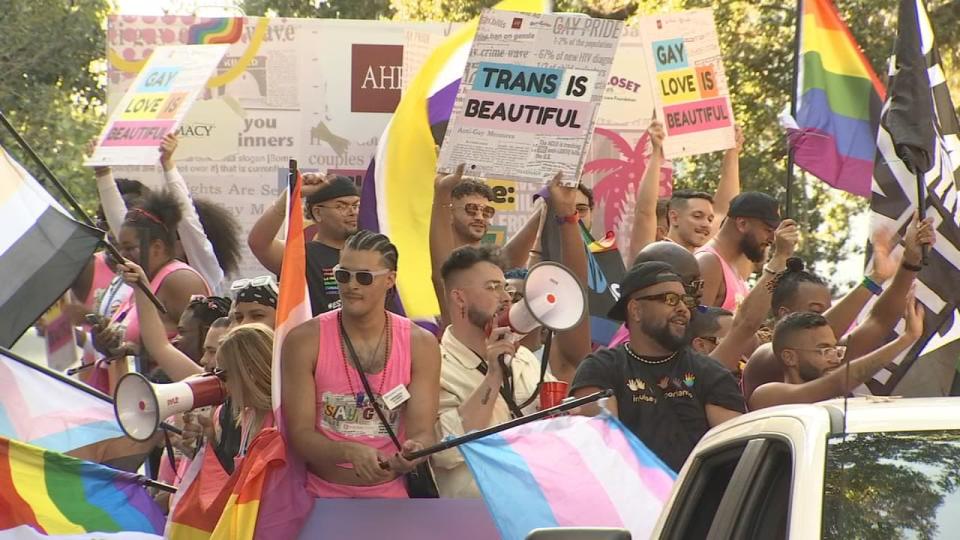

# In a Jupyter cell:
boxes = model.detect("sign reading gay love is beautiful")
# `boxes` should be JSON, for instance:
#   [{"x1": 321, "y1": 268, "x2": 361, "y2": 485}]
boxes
[
  {"x1": 638, "y1": 9, "x2": 735, "y2": 159},
  {"x1": 87, "y1": 44, "x2": 229, "y2": 166},
  {"x1": 438, "y1": 10, "x2": 622, "y2": 186}
]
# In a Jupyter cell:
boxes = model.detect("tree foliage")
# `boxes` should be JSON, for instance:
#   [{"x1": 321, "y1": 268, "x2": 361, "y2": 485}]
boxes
[{"x1": 0, "y1": 0, "x2": 110, "y2": 215}]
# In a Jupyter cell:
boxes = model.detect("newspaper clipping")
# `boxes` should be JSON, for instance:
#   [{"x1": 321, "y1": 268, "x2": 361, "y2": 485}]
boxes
[{"x1": 438, "y1": 10, "x2": 622, "y2": 186}]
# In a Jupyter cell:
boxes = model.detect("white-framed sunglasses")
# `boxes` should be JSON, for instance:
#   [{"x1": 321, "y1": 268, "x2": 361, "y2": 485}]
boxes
[{"x1": 230, "y1": 275, "x2": 278, "y2": 294}]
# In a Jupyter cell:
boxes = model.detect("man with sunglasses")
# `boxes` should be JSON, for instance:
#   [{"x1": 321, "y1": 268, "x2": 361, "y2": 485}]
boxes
[
  {"x1": 749, "y1": 299, "x2": 923, "y2": 411},
  {"x1": 248, "y1": 173, "x2": 360, "y2": 315},
  {"x1": 571, "y1": 261, "x2": 745, "y2": 472}
]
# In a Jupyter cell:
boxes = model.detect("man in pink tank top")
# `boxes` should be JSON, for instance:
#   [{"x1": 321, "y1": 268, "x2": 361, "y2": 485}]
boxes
[
  {"x1": 282, "y1": 231, "x2": 440, "y2": 498},
  {"x1": 696, "y1": 192, "x2": 781, "y2": 312}
]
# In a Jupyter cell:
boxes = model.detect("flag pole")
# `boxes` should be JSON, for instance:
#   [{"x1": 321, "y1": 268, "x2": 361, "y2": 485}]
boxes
[
  {"x1": 785, "y1": 0, "x2": 804, "y2": 218},
  {"x1": 402, "y1": 389, "x2": 612, "y2": 461},
  {"x1": 0, "y1": 111, "x2": 166, "y2": 313}
]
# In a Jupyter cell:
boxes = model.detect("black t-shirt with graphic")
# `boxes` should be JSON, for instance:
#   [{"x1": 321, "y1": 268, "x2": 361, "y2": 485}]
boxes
[
  {"x1": 305, "y1": 241, "x2": 341, "y2": 316},
  {"x1": 570, "y1": 345, "x2": 745, "y2": 472}
]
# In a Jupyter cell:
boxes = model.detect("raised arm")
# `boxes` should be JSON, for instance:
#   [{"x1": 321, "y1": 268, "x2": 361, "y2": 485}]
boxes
[
  {"x1": 750, "y1": 297, "x2": 923, "y2": 410},
  {"x1": 247, "y1": 189, "x2": 287, "y2": 275},
  {"x1": 430, "y1": 164, "x2": 465, "y2": 327},
  {"x1": 502, "y1": 202, "x2": 544, "y2": 270},
  {"x1": 159, "y1": 134, "x2": 225, "y2": 292},
  {"x1": 711, "y1": 219, "x2": 799, "y2": 371},
  {"x1": 844, "y1": 213, "x2": 933, "y2": 360},
  {"x1": 282, "y1": 320, "x2": 393, "y2": 485},
  {"x1": 547, "y1": 173, "x2": 593, "y2": 382},
  {"x1": 712, "y1": 125, "x2": 743, "y2": 222},
  {"x1": 116, "y1": 261, "x2": 203, "y2": 381},
  {"x1": 823, "y1": 227, "x2": 899, "y2": 338},
  {"x1": 628, "y1": 120, "x2": 666, "y2": 262}
]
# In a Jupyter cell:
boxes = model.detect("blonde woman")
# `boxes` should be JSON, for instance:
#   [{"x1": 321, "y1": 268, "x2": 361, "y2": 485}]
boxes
[{"x1": 215, "y1": 323, "x2": 275, "y2": 457}]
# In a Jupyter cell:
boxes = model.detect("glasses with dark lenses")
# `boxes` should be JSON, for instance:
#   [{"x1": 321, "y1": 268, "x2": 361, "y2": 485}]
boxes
[
  {"x1": 458, "y1": 203, "x2": 496, "y2": 220},
  {"x1": 333, "y1": 265, "x2": 391, "y2": 286},
  {"x1": 633, "y1": 292, "x2": 698, "y2": 309}
]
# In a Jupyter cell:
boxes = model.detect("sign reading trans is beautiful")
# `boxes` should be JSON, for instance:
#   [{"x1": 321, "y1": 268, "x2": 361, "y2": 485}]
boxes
[
  {"x1": 88, "y1": 44, "x2": 229, "y2": 166},
  {"x1": 438, "y1": 10, "x2": 621, "y2": 185},
  {"x1": 638, "y1": 9, "x2": 735, "y2": 159}
]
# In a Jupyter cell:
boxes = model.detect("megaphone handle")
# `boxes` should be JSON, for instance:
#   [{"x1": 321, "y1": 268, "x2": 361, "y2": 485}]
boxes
[{"x1": 517, "y1": 329, "x2": 554, "y2": 411}]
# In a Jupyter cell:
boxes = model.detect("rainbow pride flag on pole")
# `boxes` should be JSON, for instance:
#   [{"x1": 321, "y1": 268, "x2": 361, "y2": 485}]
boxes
[
  {"x1": 359, "y1": 0, "x2": 545, "y2": 319},
  {"x1": 460, "y1": 413, "x2": 676, "y2": 540},
  {"x1": 0, "y1": 436, "x2": 164, "y2": 536},
  {"x1": 782, "y1": 0, "x2": 886, "y2": 197}
]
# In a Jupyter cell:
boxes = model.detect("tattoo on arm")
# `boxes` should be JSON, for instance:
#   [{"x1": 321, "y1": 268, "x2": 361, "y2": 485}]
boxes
[{"x1": 480, "y1": 386, "x2": 493, "y2": 405}]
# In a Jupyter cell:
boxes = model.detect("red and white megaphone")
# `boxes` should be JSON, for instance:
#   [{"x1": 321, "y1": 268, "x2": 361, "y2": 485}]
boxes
[
  {"x1": 498, "y1": 261, "x2": 586, "y2": 334},
  {"x1": 113, "y1": 372, "x2": 226, "y2": 441}
]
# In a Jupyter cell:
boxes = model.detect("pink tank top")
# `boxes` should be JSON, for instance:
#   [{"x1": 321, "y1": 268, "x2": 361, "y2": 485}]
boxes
[
  {"x1": 305, "y1": 309, "x2": 412, "y2": 499},
  {"x1": 111, "y1": 260, "x2": 210, "y2": 345},
  {"x1": 84, "y1": 252, "x2": 117, "y2": 310},
  {"x1": 697, "y1": 245, "x2": 749, "y2": 312}
]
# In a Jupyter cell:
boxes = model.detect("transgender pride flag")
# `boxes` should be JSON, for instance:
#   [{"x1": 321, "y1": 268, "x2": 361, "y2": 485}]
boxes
[{"x1": 460, "y1": 413, "x2": 676, "y2": 540}]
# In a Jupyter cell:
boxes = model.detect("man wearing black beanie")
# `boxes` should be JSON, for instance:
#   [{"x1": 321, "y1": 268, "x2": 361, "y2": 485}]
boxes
[{"x1": 249, "y1": 173, "x2": 360, "y2": 315}]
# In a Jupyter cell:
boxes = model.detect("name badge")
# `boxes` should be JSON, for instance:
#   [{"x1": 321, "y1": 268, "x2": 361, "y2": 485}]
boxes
[{"x1": 382, "y1": 384, "x2": 411, "y2": 411}]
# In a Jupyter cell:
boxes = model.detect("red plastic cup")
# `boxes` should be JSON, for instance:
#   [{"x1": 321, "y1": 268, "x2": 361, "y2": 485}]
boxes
[{"x1": 539, "y1": 381, "x2": 569, "y2": 410}]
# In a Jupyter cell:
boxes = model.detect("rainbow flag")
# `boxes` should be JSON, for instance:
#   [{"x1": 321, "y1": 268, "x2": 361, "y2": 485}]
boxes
[
  {"x1": 783, "y1": 0, "x2": 886, "y2": 197},
  {"x1": 187, "y1": 17, "x2": 244, "y2": 45},
  {"x1": 460, "y1": 413, "x2": 676, "y2": 540},
  {"x1": 0, "y1": 436, "x2": 164, "y2": 535},
  {"x1": 359, "y1": 0, "x2": 545, "y2": 319}
]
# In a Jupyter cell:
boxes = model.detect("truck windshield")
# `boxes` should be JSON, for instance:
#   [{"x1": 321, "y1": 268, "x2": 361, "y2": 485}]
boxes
[{"x1": 822, "y1": 430, "x2": 960, "y2": 539}]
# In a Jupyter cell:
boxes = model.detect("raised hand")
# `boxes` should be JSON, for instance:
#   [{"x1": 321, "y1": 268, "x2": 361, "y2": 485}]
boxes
[
  {"x1": 435, "y1": 163, "x2": 466, "y2": 193},
  {"x1": 301, "y1": 172, "x2": 332, "y2": 198},
  {"x1": 771, "y1": 218, "x2": 800, "y2": 260},
  {"x1": 866, "y1": 225, "x2": 900, "y2": 283},
  {"x1": 159, "y1": 133, "x2": 178, "y2": 169},
  {"x1": 903, "y1": 211, "x2": 935, "y2": 268},
  {"x1": 547, "y1": 171, "x2": 579, "y2": 218},
  {"x1": 648, "y1": 119, "x2": 665, "y2": 157}
]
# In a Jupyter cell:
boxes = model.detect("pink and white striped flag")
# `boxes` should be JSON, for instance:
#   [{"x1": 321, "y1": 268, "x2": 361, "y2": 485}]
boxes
[{"x1": 460, "y1": 413, "x2": 676, "y2": 540}]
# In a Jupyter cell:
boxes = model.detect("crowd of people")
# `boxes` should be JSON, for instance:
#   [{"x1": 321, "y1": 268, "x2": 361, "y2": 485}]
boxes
[{"x1": 58, "y1": 117, "x2": 936, "y2": 508}]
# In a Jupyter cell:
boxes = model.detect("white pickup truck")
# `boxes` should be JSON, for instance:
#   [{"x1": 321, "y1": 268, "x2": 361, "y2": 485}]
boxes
[{"x1": 650, "y1": 397, "x2": 960, "y2": 539}]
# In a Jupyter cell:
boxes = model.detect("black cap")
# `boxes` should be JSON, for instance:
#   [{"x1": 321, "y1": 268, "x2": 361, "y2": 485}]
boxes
[
  {"x1": 727, "y1": 192, "x2": 781, "y2": 228},
  {"x1": 607, "y1": 261, "x2": 683, "y2": 321},
  {"x1": 305, "y1": 175, "x2": 360, "y2": 206}
]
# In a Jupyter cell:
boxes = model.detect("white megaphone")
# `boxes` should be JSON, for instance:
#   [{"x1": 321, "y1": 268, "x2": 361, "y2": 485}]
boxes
[
  {"x1": 113, "y1": 372, "x2": 227, "y2": 442},
  {"x1": 499, "y1": 261, "x2": 586, "y2": 334}
]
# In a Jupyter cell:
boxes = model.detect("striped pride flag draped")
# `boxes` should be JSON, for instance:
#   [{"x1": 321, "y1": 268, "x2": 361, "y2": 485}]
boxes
[
  {"x1": 0, "y1": 146, "x2": 101, "y2": 347},
  {"x1": 782, "y1": 0, "x2": 886, "y2": 197},
  {"x1": 0, "y1": 436, "x2": 164, "y2": 535},
  {"x1": 359, "y1": 0, "x2": 545, "y2": 319},
  {"x1": 460, "y1": 413, "x2": 676, "y2": 540}
]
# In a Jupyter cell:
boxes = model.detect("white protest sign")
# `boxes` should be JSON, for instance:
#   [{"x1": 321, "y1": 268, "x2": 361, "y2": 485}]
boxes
[
  {"x1": 87, "y1": 44, "x2": 229, "y2": 166},
  {"x1": 438, "y1": 10, "x2": 622, "y2": 186},
  {"x1": 638, "y1": 9, "x2": 735, "y2": 159}
]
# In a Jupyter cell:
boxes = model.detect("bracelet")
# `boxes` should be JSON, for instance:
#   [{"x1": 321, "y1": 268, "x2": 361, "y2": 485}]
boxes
[
  {"x1": 555, "y1": 212, "x2": 579, "y2": 225},
  {"x1": 762, "y1": 263, "x2": 785, "y2": 275},
  {"x1": 861, "y1": 276, "x2": 883, "y2": 296},
  {"x1": 529, "y1": 250, "x2": 542, "y2": 255},
  {"x1": 902, "y1": 261, "x2": 923, "y2": 272}
]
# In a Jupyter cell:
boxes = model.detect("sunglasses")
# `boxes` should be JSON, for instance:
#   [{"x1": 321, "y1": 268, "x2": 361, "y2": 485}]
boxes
[
  {"x1": 333, "y1": 265, "x2": 391, "y2": 286},
  {"x1": 456, "y1": 203, "x2": 496, "y2": 220},
  {"x1": 632, "y1": 292, "x2": 698, "y2": 309},
  {"x1": 230, "y1": 275, "x2": 278, "y2": 294}
]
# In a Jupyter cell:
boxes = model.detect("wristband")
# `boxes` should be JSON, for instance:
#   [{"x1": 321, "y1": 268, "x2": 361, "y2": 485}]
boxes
[
  {"x1": 555, "y1": 212, "x2": 579, "y2": 225},
  {"x1": 861, "y1": 276, "x2": 883, "y2": 296},
  {"x1": 902, "y1": 261, "x2": 923, "y2": 272},
  {"x1": 762, "y1": 263, "x2": 784, "y2": 275}
]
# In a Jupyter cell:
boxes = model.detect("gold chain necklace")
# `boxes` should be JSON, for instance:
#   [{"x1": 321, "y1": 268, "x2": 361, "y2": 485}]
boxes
[{"x1": 625, "y1": 343, "x2": 678, "y2": 365}]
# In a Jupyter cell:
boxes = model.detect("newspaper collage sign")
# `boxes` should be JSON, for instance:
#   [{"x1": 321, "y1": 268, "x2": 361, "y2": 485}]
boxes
[
  {"x1": 106, "y1": 16, "x2": 453, "y2": 277},
  {"x1": 438, "y1": 10, "x2": 622, "y2": 186}
]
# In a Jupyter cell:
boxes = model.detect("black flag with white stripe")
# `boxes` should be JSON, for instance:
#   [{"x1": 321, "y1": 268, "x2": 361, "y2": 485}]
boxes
[{"x1": 867, "y1": 0, "x2": 960, "y2": 395}]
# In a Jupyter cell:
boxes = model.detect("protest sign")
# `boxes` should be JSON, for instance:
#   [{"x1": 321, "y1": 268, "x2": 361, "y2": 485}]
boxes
[
  {"x1": 88, "y1": 44, "x2": 228, "y2": 166},
  {"x1": 106, "y1": 16, "x2": 454, "y2": 277},
  {"x1": 437, "y1": 10, "x2": 622, "y2": 186},
  {"x1": 638, "y1": 9, "x2": 735, "y2": 159}
]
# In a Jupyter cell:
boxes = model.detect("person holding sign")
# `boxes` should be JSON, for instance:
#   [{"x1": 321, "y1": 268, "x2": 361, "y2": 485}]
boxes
[{"x1": 628, "y1": 120, "x2": 744, "y2": 262}]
